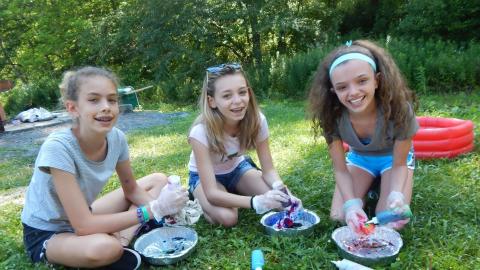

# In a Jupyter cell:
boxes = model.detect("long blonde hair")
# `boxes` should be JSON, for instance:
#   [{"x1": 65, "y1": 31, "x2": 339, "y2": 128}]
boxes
[
  {"x1": 192, "y1": 65, "x2": 261, "y2": 155},
  {"x1": 308, "y1": 40, "x2": 417, "y2": 144}
]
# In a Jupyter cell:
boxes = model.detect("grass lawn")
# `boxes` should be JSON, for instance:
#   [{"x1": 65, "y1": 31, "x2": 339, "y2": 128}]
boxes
[{"x1": 0, "y1": 92, "x2": 479, "y2": 269}]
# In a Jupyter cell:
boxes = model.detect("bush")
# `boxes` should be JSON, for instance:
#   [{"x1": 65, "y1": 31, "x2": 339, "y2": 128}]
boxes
[
  {"x1": 4, "y1": 77, "x2": 60, "y2": 116},
  {"x1": 387, "y1": 38, "x2": 480, "y2": 94}
]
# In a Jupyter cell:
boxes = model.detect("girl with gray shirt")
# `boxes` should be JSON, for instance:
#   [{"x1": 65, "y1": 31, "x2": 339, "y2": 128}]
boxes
[
  {"x1": 309, "y1": 40, "x2": 419, "y2": 234},
  {"x1": 21, "y1": 66, "x2": 188, "y2": 269}
]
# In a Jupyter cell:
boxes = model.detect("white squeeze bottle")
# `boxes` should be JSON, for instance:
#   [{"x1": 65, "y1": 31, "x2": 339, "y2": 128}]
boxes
[
  {"x1": 168, "y1": 175, "x2": 181, "y2": 190},
  {"x1": 331, "y1": 259, "x2": 373, "y2": 270}
]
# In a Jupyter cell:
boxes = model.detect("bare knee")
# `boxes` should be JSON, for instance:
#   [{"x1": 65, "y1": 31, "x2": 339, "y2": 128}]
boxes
[
  {"x1": 207, "y1": 210, "x2": 238, "y2": 228},
  {"x1": 139, "y1": 173, "x2": 168, "y2": 190},
  {"x1": 84, "y1": 235, "x2": 123, "y2": 266}
]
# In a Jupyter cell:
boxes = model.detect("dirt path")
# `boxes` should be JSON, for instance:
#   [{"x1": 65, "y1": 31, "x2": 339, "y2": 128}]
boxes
[
  {"x1": 0, "y1": 111, "x2": 189, "y2": 205},
  {"x1": 0, "y1": 111, "x2": 189, "y2": 160}
]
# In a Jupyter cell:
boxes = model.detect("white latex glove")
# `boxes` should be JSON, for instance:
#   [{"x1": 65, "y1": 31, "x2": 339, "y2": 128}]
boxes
[
  {"x1": 386, "y1": 191, "x2": 406, "y2": 210},
  {"x1": 284, "y1": 187, "x2": 303, "y2": 210},
  {"x1": 271, "y1": 181, "x2": 303, "y2": 210},
  {"x1": 386, "y1": 191, "x2": 410, "y2": 230},
  {"x1": 252, "y1": 189, "x2": 290, "y2": 214},
  {"x1": 149, "y1": 185, "x2": 189, "y2": 221},
  {"x1": 343, "y1": 198, "x2": 368, "y2": 234},
  {"x1": 385, "y1": 218, "x2": 410, "y2": 230}
]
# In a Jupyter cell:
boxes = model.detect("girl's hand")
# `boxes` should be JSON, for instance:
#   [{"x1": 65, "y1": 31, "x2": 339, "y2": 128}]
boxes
[
  {"x1": 285, "y1": 192, "x2": 303, "y2": 210},
  {"x1": 149, "y1": 185, "x2": 189, "y2": 221},
  {"x1": 252, "y1": 190, "x2": 290, "y2": 214},
  {"x1": 343, "y1": 198, "x2": 368, "y2": 234},
  {"x1": 386, "y1": 191, "x2": 405, "y2": 210},
  {"x1": 385, "y1": 218, "x2": 410, "y2": 230}
]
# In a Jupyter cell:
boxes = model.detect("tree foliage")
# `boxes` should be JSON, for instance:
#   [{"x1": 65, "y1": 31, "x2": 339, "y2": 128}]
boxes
[{"x1": 0, "y1": 0, "x2": 478, "y2": 115}]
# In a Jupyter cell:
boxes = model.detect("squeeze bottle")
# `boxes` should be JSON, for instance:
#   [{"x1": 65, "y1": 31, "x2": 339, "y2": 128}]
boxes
[
  {"x1": 331, "y1": 259, "x2": 373, "y2": 270},
  {"x1": 167, "y1": 175, "x2": 181, "y2": 190},
  {"x1": 251, "y1": 249, "x2": 264, "y2": 270},
  {"x1": 367, "y1": 205, "x2": 413, "y2": 225}
]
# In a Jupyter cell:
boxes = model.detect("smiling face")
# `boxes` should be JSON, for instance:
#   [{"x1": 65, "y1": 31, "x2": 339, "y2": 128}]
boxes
[
  {"x1": 66, "y1": 75, "x2": 119, "y2": 135},
  {"x1": 330, "y1": 59, "x2": 378, "y2": 115},
  {"x1": 208, "y1": 73, "x2": 250, "y2": 126}
]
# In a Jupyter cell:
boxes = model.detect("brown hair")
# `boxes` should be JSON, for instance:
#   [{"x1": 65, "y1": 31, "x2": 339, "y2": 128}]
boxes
[
  {"x1": 59, "y1": 66, "x2": 119, "y2": 104},
  {"x1": 192, "y1": 65, "x2": 261, "y2": 155},
  {"x1": 308, "y1": 40, "x2": 417, "y2": 144}
]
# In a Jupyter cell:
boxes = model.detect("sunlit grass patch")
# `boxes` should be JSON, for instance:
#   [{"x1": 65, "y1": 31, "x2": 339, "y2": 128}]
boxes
[{"x1": 0, "y1": 94, "x2": 479, "y2": 269}]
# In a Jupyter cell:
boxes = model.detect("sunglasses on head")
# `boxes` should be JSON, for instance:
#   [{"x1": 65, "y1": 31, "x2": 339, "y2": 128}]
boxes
[{"x1": 206, "y1": 63, "x2": 242, "y2": 74}]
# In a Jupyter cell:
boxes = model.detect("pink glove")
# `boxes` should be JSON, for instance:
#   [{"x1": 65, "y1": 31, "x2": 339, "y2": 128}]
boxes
[
  {"x1": 343, "y1": 198, "x2": 368, "y2": 234},
  {"x1": 149, "y1": 185, "x2": 189, "y2": 221},
  {"x1": 252, "y1": 190, "x2": 290, "y2": 214}
]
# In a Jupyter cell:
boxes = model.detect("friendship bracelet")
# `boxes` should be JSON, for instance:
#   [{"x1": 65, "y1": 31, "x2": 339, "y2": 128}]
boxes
[
  {"x1": 136, "y1": 207, "x2": 145, "y2": 224},
  {"x1": 250, "y1": 196, "x2": 255, "y2": 210},
  {"x1": 140, "y1": 206, "x2": 150, "y2": 223}
]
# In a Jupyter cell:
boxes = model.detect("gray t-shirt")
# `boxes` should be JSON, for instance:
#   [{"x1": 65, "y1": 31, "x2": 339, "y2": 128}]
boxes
[
  {"x1": 331, "y1": 105, "x2": 419, "y2": 156},
  {"x1": 21, "y1": 127, "x2": 129, "y2": 232}
]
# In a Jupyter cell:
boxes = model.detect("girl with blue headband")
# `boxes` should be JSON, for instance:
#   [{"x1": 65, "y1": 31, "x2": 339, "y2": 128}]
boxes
[{"x1": 308, "y1": 40, "x2": 418, "y2": 234}]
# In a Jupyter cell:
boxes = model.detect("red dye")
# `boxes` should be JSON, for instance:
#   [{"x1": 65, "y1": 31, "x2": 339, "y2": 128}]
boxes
[
  {"x1": 358, "y1": 223, "x2": 375, "y2": 235},
  {"x1": 275, "y1": 200, "x2": 300, "y2": 229},
  {"x1": 345, "y1": 237, "x2": 393, "y2": 251}
]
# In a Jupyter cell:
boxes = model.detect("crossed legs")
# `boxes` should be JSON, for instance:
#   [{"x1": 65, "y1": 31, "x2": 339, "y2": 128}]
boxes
[
  {"x1": 44, "y1": 173, "x2": 167, "y2": 268},
  {"x1": 193, "y1": 169, "x2": 270, "y2": 227}
]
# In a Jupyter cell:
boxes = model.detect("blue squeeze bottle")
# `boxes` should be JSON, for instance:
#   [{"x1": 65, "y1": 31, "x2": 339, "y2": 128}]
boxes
[
  {"x1": 368, "y1": 205, "x2": 413, "y2": 225},
  {"x1": 251, "y1": 249, "x2": 264, "y2": 270}
]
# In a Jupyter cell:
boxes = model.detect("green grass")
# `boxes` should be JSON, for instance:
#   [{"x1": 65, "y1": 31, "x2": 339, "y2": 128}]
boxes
[{"x1": 1, "y1": 93, "x2": 479, "y2": 269}]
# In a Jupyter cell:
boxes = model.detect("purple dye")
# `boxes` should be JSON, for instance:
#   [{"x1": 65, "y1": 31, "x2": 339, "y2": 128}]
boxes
[
  {"x1": 275, "y1": 200, "x2": 301, "y2": 229},
  {"x1": 343, "y1": 237, "x2": 395, "y2": 257}
]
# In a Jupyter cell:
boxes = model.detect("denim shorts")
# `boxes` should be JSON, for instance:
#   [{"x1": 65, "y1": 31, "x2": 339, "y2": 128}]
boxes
[
  {"x1": 189, "y1": 157, "x2": 258, "y2": 194},
  {"x1": 23, "y1": 223, "x2": 73, "y2": 263},
  {"x1": 346, "y1": 149, "x2": 415, "y2": 178}
]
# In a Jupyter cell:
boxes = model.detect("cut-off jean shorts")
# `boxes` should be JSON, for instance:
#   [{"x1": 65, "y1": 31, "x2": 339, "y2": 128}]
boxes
[
  {"x1": 189, "y1": 157, "x2": 258, "y2": 194},
  {"x1": 346, "y1": 149, "x2": 415, "y2": 178},
  {"x1": 23, "y1": 223, "x2": 73, "y2": 263}
]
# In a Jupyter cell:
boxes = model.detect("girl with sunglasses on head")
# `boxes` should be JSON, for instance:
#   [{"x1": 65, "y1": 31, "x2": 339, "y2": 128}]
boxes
[
  {"x1": 308, "y1": 40, "x2": 419, "y2": 234},
  {"x1": 21, "y1": 66, "x2": 188, "y2": 269},
  {"x1": 188, "y1": 63, "x2": 302, "y2": 227}
]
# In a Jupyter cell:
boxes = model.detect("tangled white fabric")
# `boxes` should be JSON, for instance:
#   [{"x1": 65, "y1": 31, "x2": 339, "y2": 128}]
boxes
[{"x1": 165, "y1": 199, "x2": 203, "y2": 226}]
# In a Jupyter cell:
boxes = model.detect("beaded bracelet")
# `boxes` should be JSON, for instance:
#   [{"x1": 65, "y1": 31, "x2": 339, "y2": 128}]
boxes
[
  {"x1": 136, "y1": 207, "x2": 145, "y2": 224},
  {"x1": 140, "y1": 205, "x2": 150, "y2": 223}
]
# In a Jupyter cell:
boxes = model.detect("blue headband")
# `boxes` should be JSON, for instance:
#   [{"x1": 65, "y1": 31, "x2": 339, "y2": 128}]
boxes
[{"x1": 329, "y1": 53, "x2": 377, "y2": 78}]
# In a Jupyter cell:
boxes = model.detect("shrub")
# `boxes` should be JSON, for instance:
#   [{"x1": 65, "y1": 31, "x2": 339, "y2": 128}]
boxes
[{"x1": 4, "y1": 77, "x2": 60, "y2": 116}]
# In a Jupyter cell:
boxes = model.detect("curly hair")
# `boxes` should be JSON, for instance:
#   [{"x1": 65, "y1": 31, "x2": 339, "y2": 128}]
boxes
[
  {"x1": 192, "y1": 64, "x2": 261, "y2": 155},
  {"x1": 308, "y1": 40, "x2": 417, "y2": 144}
]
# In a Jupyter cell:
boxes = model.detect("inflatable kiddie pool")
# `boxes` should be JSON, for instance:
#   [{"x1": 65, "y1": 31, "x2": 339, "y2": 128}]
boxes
[
  {"x1": 413, "y1": 116, "x2": 475, "y2": 159},
  {"x1": 342, "y1": 117, "x2": 475, "y2": 159}
]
